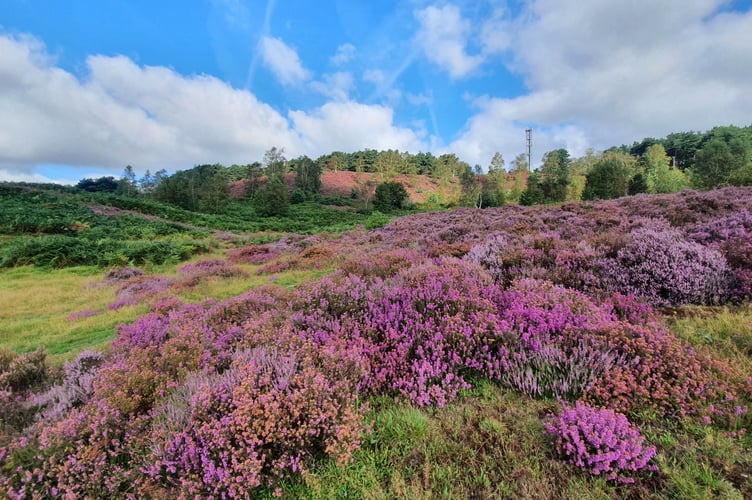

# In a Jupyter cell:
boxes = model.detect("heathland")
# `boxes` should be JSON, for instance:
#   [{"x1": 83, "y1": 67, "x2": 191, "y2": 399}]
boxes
[{"x1": 2, "y1": 148, "x2": 752, "y2": 496}]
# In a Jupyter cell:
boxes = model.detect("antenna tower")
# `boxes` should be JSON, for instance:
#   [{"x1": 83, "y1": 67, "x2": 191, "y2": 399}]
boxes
[{"x1": 525, "y1": 128, "x2": 532, "y2": 171}]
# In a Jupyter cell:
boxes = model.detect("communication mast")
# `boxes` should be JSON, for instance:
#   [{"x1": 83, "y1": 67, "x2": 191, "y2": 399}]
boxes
[{"x1": 525, "y1": 128, "x2": 532, "y2": 171}]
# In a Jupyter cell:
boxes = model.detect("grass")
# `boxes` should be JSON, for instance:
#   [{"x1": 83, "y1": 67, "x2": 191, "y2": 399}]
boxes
[
  {"x1": 0, "y1": 266, "x2": 147, "y2": 362},
  {"x1": 0, "y1": 253, "x2": 333, "y2": 365}
]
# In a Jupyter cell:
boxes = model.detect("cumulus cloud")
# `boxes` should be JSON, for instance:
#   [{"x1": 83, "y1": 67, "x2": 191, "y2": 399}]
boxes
[
  {"x1": 414, "y1": 5, "x2": 484, "y2": 79},
  {"x1": 0, "y1": 34, "x2": 299, "y2": 173},
  {"x1": 258, "y1": 35, "x2": 311, "y2": 86},
  {"x1": 289, "y1": 101, "x2": 426, "y2": 157},
  {"x1": 449, "y1": 0, "x2": 752, "y2": 167},
  {"x1": 0, "y1": 33, "x2": 432, "y2": 179}
]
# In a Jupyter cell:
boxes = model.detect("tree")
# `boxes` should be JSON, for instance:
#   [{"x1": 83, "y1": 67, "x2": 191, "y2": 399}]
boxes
[
  {"x1": 415, "y1": 152, "x2": 437, "y2": 176},
  {"x1": 644, "y1": 144, "x2": 688, "y2": 193},
  {"x1": 76, "y1": 176, "x2": 119, "y2": 193},
  {"x1": 509, "y1": 153, "x2": 529, "y2": 204},
  {"x1": 117, "y1": 165, "x2": 138, "y2": 197},
  {"x1": 460, "y1": 165, "x2": 482, "y2": 207},
  {"x1": 691, "y1": 139, "x2": 734, "y2": 190},
  {"x1": 374, "y1": 150, "x2": 403, "y2": 180},
  {"x1": 537, "y1": 149, "x2": 571, "y2": 203},
  {"x1": 519, "y1": 172, "x2": 546, "y2": 206},
  {"x1": 153, "y1": 164, "x2": 229, "y2": 212},
  {"x1": 139, "y1": 170, "x2": 155, "y2": 195},
  {"x1": 245, "y1": 162, "x2": 263, "y2": 199},
  {"x1": 373, "y1": 181, "x2": 409, "y2": 212},
  {"x1": 264, "y1": 147, "x2": 287, "y2": 179},
  {"x1": 488, "y1": 152, "x2": 505, "y2": 173},
  {"x1": 292, "y1": 155, "x2": 322, "y2": 197},
  {"x1": 255, "y1": 176, "x2": 289, "y2": 216},
  {"x1": 582, "y1": 154, "x2": 631, "y2": 200},
  {"x1": 628, "y1": 173, "x2": 648, "y2": 195}
]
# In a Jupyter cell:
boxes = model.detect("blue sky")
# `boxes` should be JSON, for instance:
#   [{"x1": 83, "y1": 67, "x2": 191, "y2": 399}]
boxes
[{"x1": 1, "y1": 0, "x2": 751, "y2": 184}]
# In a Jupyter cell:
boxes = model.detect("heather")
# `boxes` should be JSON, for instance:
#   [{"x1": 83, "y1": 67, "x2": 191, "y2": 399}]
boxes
[
  {"x1": 545, "y1": 401, "x2": 657, "y2": 483},
  {"x1": 2, "y1": 187, "x2": 752, "y2": 497}
]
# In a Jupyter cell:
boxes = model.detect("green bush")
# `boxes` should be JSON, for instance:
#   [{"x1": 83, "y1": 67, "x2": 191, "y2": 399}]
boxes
[{"x1": 365, "y1": 211, "x2": 391, "y2": 230}]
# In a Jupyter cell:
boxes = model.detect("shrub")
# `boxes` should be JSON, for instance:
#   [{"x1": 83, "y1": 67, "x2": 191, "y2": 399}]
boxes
[
  {"x1": 227, "y1": 244, "x2": 279, "y2": 265},
  {"x1": 545, "y1": 401, "x2": 657, "y2": 483},
  {"x1": 294, "y1": 259, "x2": 509, "y2": 407},
  {"x1": 364, "y1": 210, "x2": 390, "y2": 230},
  {"x1": 177, "y1": 258, "x2": 248, "y2": 278},
  {"x1": 0, "y1": 348, "x2": 48, "y2": 393},
  {"x1": 26, "y1": 350, "x2": 105, "y2": 424},
  {"x1": 600, "y1": 224, "x2": 731, "y2": 305},
  {"x1": 146, "y1": 347, "x2": 364, "y2": 497},
  {"x1": 108, "y1": 274, "x2": 177, "y2": 310},
  {"x1": 373, "y1": 181, "x2": 408, "y2": 212}
]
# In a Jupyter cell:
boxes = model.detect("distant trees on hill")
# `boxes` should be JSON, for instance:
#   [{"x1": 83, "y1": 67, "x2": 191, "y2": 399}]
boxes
[{"x1": 72, "y1": 124, "x2": 752, "y2": 214}]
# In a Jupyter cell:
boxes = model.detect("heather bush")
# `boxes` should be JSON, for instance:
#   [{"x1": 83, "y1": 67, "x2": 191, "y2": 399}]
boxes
[
  {"x1": 293, "y1": 258, "x2": 509, "y2": 407},
  {"x1": 600, "y1": 224, "x2": 731, "y2": 305},
  {"x1": 502, "y1": 339, "x2": 630, "y2": 400},
  {"x1": 545, "y1": 401, "x2": 657, "y2": 483},
  {"x1": 339, "y1": 248, "x2": 423, "y2": 280},
  {"x1": 147, "y1": 346, "x2": 364, "y2": 497},
  {"x1": 177, "y1": 258, "x2": 248, "y2": 279},
  {"x1": 66, "y1": 309, "x2": 103, "y2": 321},
  {"x1": 497, "y1": 280, "x2": 743, "y2": 418},
  {"x1": 25, "y1": 350, "x2": 104, "y2": 424},
  {"x1": 687, "y1": 209, "x2": 752, "y2": 245},
  {"x1": 102, "y1": 266, "x2": 144, "y2": 284},
  {"x1": 108, "y1": 274, "x2": 177, "y2": 310},
  {"x1": 226, "y1": 244, "x2": 279, "y2": 265},
  {"x1": 0, "y1": 348, "x2": 48, "y2": 393}
]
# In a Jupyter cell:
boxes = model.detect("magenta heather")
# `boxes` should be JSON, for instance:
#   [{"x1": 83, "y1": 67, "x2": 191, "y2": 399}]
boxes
[{"x1": 546, "y1": 401, "x2": 657, "y2": 483}]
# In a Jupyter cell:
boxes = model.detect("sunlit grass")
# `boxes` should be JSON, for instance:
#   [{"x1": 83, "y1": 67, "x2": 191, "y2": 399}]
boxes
[
  {"x1": 0, "y1": 255, "x2": 333, "y2": 365},
  {"x1": 0, "y1": 265, "x2": 145, "y2": 363}
]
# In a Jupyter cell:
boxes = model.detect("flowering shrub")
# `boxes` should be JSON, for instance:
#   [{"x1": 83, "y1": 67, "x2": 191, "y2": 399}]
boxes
[
  {"x1": 600, "y1": 224, "x2": 731, "y2": 305},
  {"x1": 102, "y1": 266, "x2": 144, "y2": 284},
  {"x1": 26, "y1": 350, "x2": 104, "y2": 424},
  {"x1": 146, "y1": 347, "x2": 364, "y2": 497},
  {"x1": 66, "y1": 309, "x2": 103, "y2": 321},
  {"x1": 0, "y1": 348, "x2": 48, "y2": 393},
  {"x1": 293, "y1": 258, "x2": 509, "y2": 407},
  {"x1": 545, "y1": 401, "x2": 657, "y2": 483},
  {"x1": 227, "y1": 244, "x2": 279, "y2": 265},
  {"x1": 108, "y1": 274, "x2": 176, "y2": 310},
  {"x1": 177, "y1": 258, "x2": 248, "y2": 279}
]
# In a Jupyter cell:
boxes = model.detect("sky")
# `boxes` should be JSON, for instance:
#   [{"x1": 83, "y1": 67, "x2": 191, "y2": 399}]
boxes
[{"x1": 1, "y1": 0, "x2": 751, "y2": 184}]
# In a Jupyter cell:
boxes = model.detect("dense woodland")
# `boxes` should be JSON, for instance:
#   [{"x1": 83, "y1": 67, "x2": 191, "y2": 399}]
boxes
[{"x1": 74, "y1": 124, "x2": 752, "y2": 215}]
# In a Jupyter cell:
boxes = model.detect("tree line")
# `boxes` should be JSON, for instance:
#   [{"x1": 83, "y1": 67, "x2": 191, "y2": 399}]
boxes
[{"x1": 75, "y1": 124, "x2": 752, "y2": 215}]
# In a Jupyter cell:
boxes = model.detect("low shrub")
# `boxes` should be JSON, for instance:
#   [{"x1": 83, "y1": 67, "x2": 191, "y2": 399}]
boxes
[
  {"x1": 545, "y1": 401, "x2": 657, "y2": 483},
  {"x1": 0, "y1": 348, "x2": 48, "y2": 393},
  {"x1": 600, "y1": 224, "x2": 731, "y2": 306}
]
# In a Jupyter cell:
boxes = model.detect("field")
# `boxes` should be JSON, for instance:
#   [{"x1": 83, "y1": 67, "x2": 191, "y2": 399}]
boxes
[{"x1": 2, "y1": 186, "x2": 752, "y2": 498}]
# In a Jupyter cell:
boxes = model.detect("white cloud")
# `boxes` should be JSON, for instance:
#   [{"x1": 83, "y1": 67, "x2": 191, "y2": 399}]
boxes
[
  {"x1": 0, "y1": 168, "x2": 76, "y2": 185},
  {"x1": 331, "y1": 43, "x2": 356, "y2": 66},
  {"x1": 449, "y1": 0, "x2": 752, "y2": 167},
  {"x1": 363, "y1": 68, "x2": 384, "y2": 85},
  {"x1": 414, "y1": 5, "x2": 484, "y2": 79},
  {"x1": 258, "y1": 35, "x2": 311, "y2": 86},
  {"x1": 0, "y1": 33, "x2": 298, "y2": 173},
  {"x1": 289, "y1": 101, "x2": 426, "y2": 157},
  {"x1": 0, "y1": 34, "x2": 432, "y2": 180},
  {"x1": 310, "y1": 72, "x2": 354, "y2": 101}
]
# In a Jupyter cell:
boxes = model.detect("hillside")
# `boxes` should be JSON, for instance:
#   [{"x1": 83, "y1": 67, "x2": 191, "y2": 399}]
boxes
[{"x1": 1, "y1": 186, "x2": 751, "y2": 498}]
